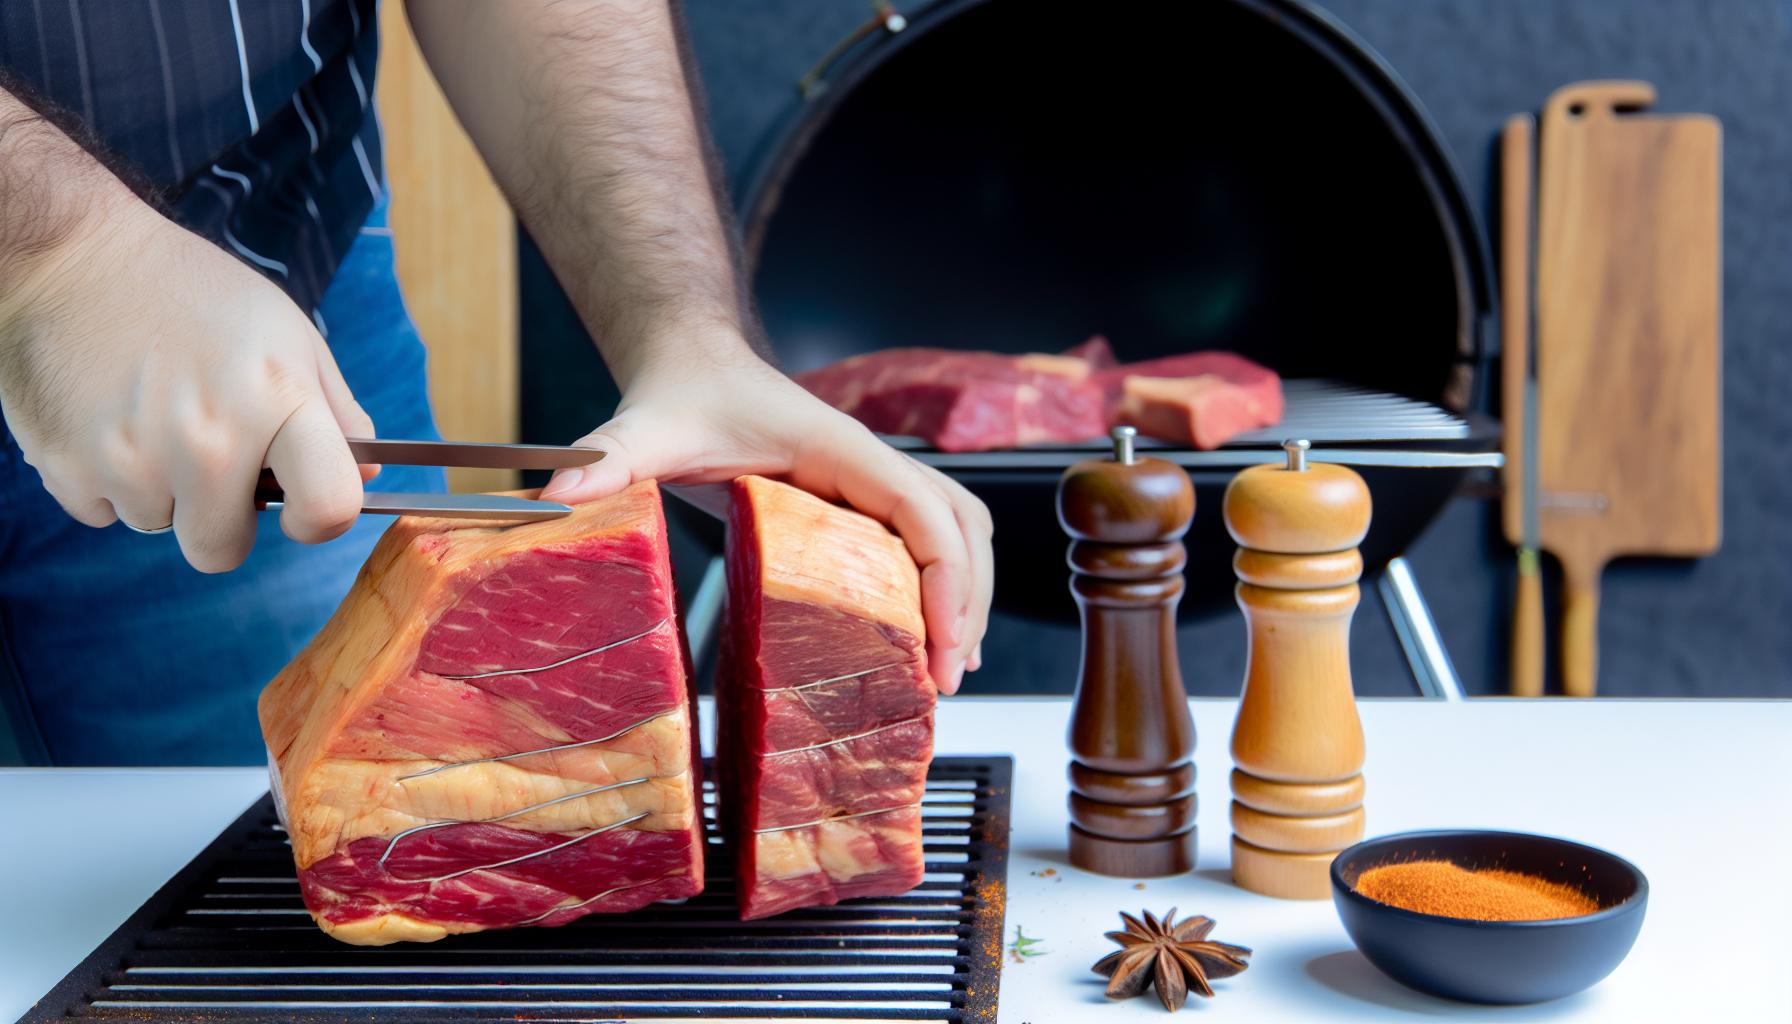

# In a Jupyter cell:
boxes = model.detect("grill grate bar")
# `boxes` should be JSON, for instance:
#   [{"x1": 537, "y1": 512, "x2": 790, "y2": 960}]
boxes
[
  {"x1": 88, "y1": 999, "x2": 961, "y2": 1011},
  {"x1": 26, "y1": 756, "x2": 1010, "y2": 1023},
  {"x1": 121, "y1": 967, "x2": 963, "y2": 980}
]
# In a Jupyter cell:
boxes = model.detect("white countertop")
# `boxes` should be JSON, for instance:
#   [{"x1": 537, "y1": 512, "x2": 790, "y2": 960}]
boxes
[{"x1": 3, "y1": 697, "x2": 1789, "y2": 1022}]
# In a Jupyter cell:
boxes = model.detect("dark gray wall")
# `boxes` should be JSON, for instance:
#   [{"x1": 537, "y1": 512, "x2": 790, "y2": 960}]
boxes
[{"x1": 527, "y1": 0, "x2": 1790, "y2": 697}]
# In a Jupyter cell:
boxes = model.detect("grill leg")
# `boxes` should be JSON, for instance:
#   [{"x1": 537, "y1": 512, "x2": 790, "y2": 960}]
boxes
[{"x1": 1379, "y1": 557, "x2": 1465, "y2": 700}]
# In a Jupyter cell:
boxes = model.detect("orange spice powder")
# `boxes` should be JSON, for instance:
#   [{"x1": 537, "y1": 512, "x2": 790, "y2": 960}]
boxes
[{"x1": 1354, "y1": 860, "x2": 1600, "y2": 921}]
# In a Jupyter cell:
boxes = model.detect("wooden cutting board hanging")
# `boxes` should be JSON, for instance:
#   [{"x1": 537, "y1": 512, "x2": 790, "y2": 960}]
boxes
[{"x1": 1502, "y1": 81, "x2": 1722, "y2": 696}]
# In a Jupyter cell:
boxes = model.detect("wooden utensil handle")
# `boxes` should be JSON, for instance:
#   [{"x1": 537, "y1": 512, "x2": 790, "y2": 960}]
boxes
[
  {"x1": 1499, "y1": 114, "x2": 1532, "y2": 547},
  {"x1": 1512, "y1": 554, "x2": 1545, "y2": 696},
  {"x1": 1561, "y1": 578, "x2": 1600, "y2": 697}
]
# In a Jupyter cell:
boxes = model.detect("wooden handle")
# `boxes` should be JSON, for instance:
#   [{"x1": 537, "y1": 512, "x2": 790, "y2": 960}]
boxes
[
  {"x1": 1511, "y1": 554, "x2": 1545, "y2": 696},
  {"x1": 1561, "y1": 576, "x2": 1600, "y2": 697},
  {"x1": 1499, "y1": 114, "x2": 1533, "y2": 547}
]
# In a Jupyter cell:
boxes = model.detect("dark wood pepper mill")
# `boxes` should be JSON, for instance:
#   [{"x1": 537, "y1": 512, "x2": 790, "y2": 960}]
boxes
[{"x1": 1058, "y1": 425, "x2": 1198, "y2": 877}]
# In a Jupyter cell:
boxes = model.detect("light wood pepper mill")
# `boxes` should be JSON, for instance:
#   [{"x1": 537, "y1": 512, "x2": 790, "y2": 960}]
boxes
[
  {"x1": 1058, "y1": 426, "x2": 1198, "y2": 877},
  {"x1": 1225, "y1": 439, "x2": 1369, "y2": 899}
]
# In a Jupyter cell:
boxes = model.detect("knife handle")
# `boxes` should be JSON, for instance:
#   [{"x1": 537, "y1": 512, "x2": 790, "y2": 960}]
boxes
[
  {"x1": 1511, "y1": 550, "x2": 1545, "y2": 696},
  {"x1": 254, "y1": 468, "x2": 284, "y2": 509}
]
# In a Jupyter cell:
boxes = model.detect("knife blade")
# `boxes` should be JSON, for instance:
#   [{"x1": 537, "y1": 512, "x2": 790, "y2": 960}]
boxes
[
  {"x1": 355, "y1": 492, "x2": 571, "y2": 520},
  {"x1": 257, "y1": 491, "x2": 571, "y2": 521},
  {"x1": 346, "y1": 438, "x2": 604, "y2": 470},
  {"x1": 250, "y1": 438, "x2": 597, "y2": 522}
]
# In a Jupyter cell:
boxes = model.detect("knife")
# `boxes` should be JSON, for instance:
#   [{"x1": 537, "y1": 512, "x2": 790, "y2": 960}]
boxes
[
  {"x1": 346, "y1": 438, "x2": 603, "y2": 471},
  {"x1": 257, "y1": 438, "x2": 605, "y2": 521}
]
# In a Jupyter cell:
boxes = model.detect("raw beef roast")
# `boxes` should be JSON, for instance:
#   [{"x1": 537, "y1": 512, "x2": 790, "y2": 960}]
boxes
[
  {"x1": 718, "y1": 475, "x2": 935, "y2": 920},
  {"x1": 798, "y1": 337, "x2": 1281, "y2": 451},
  {"x1": 259, "y1": 481, "x2": 704, "y2": 945}
]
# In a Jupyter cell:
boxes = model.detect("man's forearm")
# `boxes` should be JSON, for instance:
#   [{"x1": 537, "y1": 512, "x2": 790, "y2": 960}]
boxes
[
  {"x1": 0, "y1": 85, "x2": 132, "y2": 308},
  {"x1": 409, "y1": 0, "x2": 751, "y2": 389}
]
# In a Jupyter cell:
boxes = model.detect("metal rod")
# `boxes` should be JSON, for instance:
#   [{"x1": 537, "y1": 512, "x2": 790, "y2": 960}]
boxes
[
  {"x1": 917, "y1": 448, "x2": 1505, "y2": 470},
  {"x1": 1112, "y1": 425, "x2": 1137, "y2": 465},
  {"x1": 683, "y1": 557, "x2": 728, "y2": 673},
  {"x1": 1379, "y1": 556, "x2": 1465, "y2": 701},
  {"x1": 1284, "y1": 438, "x2": 1310, "y2": 471}
]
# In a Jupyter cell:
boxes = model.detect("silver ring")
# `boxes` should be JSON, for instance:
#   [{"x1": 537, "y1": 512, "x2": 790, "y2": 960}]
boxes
[{"x1": 125, "y1": 522, "x2": 175, "y2": 535}]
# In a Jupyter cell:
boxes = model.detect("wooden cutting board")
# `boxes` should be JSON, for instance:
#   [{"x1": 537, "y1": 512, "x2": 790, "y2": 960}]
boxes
[{"x1": 1510, "y1": 81, "x2": 1722, "y2": 696}]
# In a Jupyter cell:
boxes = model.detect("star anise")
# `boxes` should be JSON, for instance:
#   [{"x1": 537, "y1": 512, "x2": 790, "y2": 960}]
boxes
[{"x1": 1090, "y1": 908, "x2": 1251, "y2": 1012}]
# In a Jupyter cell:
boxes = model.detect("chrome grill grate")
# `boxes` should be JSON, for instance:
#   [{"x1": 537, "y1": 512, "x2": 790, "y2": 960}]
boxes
[
  {"x1": 23, "y1": 757, "x2": 1012, "y2": 1022},
  {"x1": 1224, "y1": 379, "x2": 1468, "y2": 443}
]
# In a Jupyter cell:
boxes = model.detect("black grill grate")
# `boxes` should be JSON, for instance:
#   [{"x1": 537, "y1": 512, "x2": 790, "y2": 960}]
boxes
[{"x1": 21, "y1": 757, "x2": 1011, "y2": 1022}]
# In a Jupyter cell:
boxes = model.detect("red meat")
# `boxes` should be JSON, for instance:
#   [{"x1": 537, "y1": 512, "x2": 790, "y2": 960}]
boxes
[
  {"x1": 259, "y1": 481, "x2": 705, "y2": 945},
  {"x1": 1100, "y1": 351, "x2": 1284, "y2": 450},
  {"x1": 798, "y1": 338, "x2": 1281, "y2": 450},
  {"x1": 796, "y1": 343, "x2": 1111, "y2": 452},
  {"x1": 718, "y1": 475, "x2": 935, "y2": 920}
]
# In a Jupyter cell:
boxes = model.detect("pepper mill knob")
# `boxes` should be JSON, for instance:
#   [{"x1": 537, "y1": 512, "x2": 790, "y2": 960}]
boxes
[
  {"x1": 1224, "y1": 440, "x2": 1371, "y2": 898},
  {"x1": 1058, "y1": 426, "x2": 1198, "y2": 877}
]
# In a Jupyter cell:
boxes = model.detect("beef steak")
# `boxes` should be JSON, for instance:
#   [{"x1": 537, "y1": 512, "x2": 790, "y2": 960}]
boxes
[
  {"x1": 259, "y1": 481, "x2": 704, "y2": 945},
  {"x1": 718, "y1": 475, "x2": 935, "y2": 920}
]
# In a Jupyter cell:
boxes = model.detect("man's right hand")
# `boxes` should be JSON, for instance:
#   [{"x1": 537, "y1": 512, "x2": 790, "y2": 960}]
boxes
[{"x1": 0, "y1": 193, "x2": 374, "y2": 572}]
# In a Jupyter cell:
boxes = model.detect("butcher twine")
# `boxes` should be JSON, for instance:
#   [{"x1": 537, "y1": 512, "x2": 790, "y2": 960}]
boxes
[
  {"x1": 434, "y1": 617, "x2": 672, "y2": 680},
  {"x1": 377, "y1": 776, "x2": 652, "y2": 865}
]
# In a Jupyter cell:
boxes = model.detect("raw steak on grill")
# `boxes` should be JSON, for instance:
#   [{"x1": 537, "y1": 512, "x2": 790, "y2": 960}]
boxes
[
  {"x1": 259, "y1": 480, "x2": 704, "y2": 945},
  {"x1": 717, "y1": 475, "x2": 935, "y2": 920},
  {"x1": 795, "y1": 342, "x2": 1111, "y2": 452},
  {"x1": 1101, "y1": 350, "x2": 1284, "y2": 450},
  {"x1": 798, "y1": 337, "x2": 1282, "y2": 451}
]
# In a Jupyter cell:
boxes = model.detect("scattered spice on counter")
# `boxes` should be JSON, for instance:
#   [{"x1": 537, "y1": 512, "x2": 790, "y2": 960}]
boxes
[
  {"x1": 1030, "y1": 867, "x2": 1058, "y2": 878},
  {"x1": 1133, "y1": 882, "x2": 1146, "y2": 890},
  {"x1": 1092, "y1": 909, "x2": 1251, "y2": 1012},
  {"x1": 974, "y1": 879, "x2": 1007, "y2": 971},
  {"x1": 1354, "y1": 860, "x2": 1601, "y2": 921},
  {"x1": 1008, "y1": 925, "x2": 1048, "y2": 963}
]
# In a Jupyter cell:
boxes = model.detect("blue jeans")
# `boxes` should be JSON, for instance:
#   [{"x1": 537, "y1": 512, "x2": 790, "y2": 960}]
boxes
[{"x1": 0, "y1": 198, "x2": 444, "y2": 765}]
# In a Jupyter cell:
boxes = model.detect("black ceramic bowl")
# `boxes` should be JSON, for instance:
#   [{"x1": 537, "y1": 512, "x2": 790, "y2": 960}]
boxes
[{"x1": 1331, "y1": 830, "x2": 1648, "y2": 1004}]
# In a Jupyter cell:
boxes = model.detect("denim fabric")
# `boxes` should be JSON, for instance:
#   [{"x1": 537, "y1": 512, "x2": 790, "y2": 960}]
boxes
[{"x1": 0, "y1": 196, "x2": 443, "y2": 765}]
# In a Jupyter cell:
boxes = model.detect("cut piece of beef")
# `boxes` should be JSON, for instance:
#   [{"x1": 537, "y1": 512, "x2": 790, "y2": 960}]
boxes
[
  {"x1": 1102, "y1": 351, "x2": 1284, "y2": 450},
  {"x1": 259, "y1": 480, "x2": 704, "y2": 945},
  {"x1": 795, "y1": 342, "x2": 1111, "y2": 452},
  {"x1": 718, "y1": 475, "x2": 935, "y2": 920}
]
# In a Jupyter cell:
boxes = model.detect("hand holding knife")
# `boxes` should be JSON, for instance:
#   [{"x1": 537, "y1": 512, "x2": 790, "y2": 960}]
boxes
[{"x1": 128, "y1": 438, "x2": 606, "y2": 533}]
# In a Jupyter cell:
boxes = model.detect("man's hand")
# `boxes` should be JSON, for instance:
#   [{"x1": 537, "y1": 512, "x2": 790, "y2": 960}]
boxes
[
  {"x1": 0, "y1": 186, "x2": 374, "y2": 572},
  {"x1": 540, "y1": 348, "x2": 992, "y2": 695}
]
